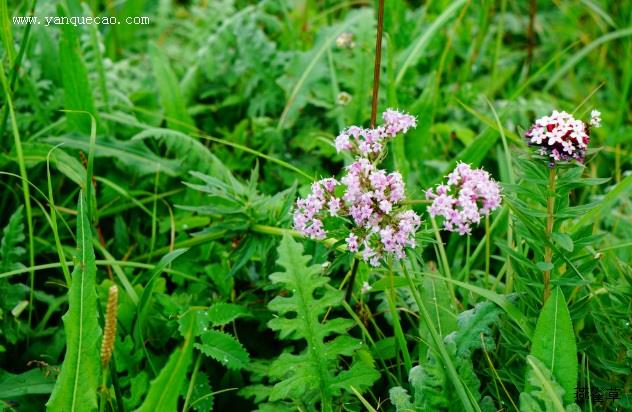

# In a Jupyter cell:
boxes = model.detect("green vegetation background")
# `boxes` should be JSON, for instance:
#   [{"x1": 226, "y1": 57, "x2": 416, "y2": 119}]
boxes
[{"x1": 0, "y1": 0, "x2": 630, "y2": 411}]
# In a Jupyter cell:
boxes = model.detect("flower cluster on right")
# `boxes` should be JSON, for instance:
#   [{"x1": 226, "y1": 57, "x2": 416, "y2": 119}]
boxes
[
  {"x1": 425, "y1": 163, "x2": 502, "y2": 235},
  {"x1": 525, "y1": 109, "x2": 601, "y2": 164}
]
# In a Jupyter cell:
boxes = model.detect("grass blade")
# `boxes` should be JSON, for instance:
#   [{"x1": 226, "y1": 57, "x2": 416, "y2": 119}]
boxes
[
  {"x1": 395, "y1": 0, "x2": 468, "y2": 85},
  {"x1": 58, "y1": 5, "x2": 97, "y2": 134},
  {"x1": 544, "y1": 27, "x2": 632, "y2": 91},
  {"x1": 134, "y1": 311, "x2": 196, "y2": 412}
]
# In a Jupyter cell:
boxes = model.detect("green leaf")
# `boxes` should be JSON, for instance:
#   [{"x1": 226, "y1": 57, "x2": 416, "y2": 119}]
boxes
[
  {"x1": 520, "y1": 356, "x2": 581, "y2": 412},
  {"x1": 0, "y1": 369, "x2": 55, "y2": 398},
  {"x1": 571, "y1": 173, "x2": 632, "y2": 231},
  {"x1": 189, "y1": 372, "x2": 214, "y2": 412},
  {"x1": 395, "y1": 0, "x2": 468, "y2": 85},
  {"x1": 58, "y1": 5, "x2": 96, "y2": 134},
  {"x1": 421, "y1": 272, "x2": 533, "y2": 338},
  {"x1": 47, "y1": 135, "x2": 181, "y2": 177},
  {"x1": 330, "y1": 362, "x2": 380, "y2": 392},
  {"x1": 46, "y1": 193, "x2": 101, "y2": 412},
  {"x1": 536, "y1": 262, "x2": 554, "y2": 272},
  {"x1": 529, "y1": 288, "x2": 578, "y2": 405},
  {"x1": 266, "y1": 235, "x2": 377, "y2": 408},
  {"x1": 277, "y1": 9, "x2": 368, "y2": 129},
  {"x1": 149, "y1": 43, "x2": 195, "y2": 132},
  {"x1": 195, "y1": 329, "x2": 249, "y2": 370},
  {"x1": 0, "y1": 206, "x2": 25, "y2": 273},
  {"x1": 131, "y1": 127, "x2": 231, "y2": 176},
  {"x1": 135, "y1": 248, "x2": 189, "y2": 357},
  {"x1": 544, "y1": 27, "x2": 632, "y2": 90},
  {"x1": 389, "y1": 386, "x2": 414, "y2": 412},
  {"x1": 134, "y1": 311, "x2": 196, "y2": 412},
  {"x1": 551, "y1": 233, "x2": 574, "y2": 252},
  {"x1": 0, "y1": 1, "x2": 14, "y2": 67},
  {"x1": 207, "y1": 302, "x2": 251, "y2": 326}
]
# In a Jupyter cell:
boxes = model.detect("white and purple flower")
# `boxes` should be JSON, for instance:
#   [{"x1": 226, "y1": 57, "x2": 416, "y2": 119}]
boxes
[
  {"x1": 524, "y1": 109, "x2": 600, "y2": 164},
  {"x1": 294, "y1": 109, "x2": 421, "y2": 266},
  {"x1": 426, "y1": 163, "x2": 501, "y2": 235}
]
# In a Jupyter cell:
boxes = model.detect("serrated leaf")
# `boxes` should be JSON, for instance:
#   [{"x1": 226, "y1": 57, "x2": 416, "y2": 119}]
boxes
[
  {"x1": 266, "y1": 235, "x2": 377, "y2": 407},
  {"x1": 46, "y1": 193, "x2": 101, "y2": 412},
  {"x1": 207, "y1": 302, "x2": 251, "y2": 326},
  {"x1": 330, "y1": 362, "x2": 380, "y2": 392},
  {"x1": 189, "y1": 372, "x2": 214, "y2": 412},
  {"x1": 195, "y1": 329, "x2": 249, "y2": 370},
  {"x1": 529, "y1": 288, "x2": 577, "y2": 405},
  {"x1": 149, "y1": 43, "x2": 195, "y2": 132},
  {"x1": 389, "y1": 386, "x2": 414, "y2": 412},
  {"x1": 134, "y1": 311, "x2": 196, "y2": 412},
  {"x1": 0, "y1": 206, "x2": 25, "y2": 273}
]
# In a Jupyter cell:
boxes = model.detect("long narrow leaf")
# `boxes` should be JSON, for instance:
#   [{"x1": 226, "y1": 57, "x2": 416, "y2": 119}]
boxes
[{"x1": 46, "y1": 193, "x2": 101, "y2": 412}]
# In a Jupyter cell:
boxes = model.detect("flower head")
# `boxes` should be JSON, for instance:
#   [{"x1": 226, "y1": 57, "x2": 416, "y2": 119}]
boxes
[
  {"x1": 524, "y1": 109, "x2": 600, "y2": 164},
  {"x1": 425, "y1": 163, "x2": 501, "y2": 235},
  {"x1": 294, "y1": 109, "x2": 421, "y2": 267},
  {"x1": 334, "y1": 108, "x2": 417, "y2": 161}
]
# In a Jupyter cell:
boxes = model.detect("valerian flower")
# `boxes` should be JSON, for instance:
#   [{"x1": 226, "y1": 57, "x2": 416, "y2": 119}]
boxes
[
  {"x1": 425, "y1": 163, "x2": 501, "y2": 235},
  {"x1": 334, "y1": 109, "x2": 417, "y2": 161},
  {"x1": 524, "y1": 109, "x2": 601, "y2": 165},
  {"x1": 294, "y1": 109, "x2": 421, "y2": 267}
]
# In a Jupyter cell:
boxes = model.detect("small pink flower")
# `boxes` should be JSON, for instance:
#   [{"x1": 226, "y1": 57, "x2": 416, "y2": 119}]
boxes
[
  {"x1": 334, "y1": 109, "x2": 417, "y2": 160},
  {"x1": 294, "y1": 109, "x2": 421, "y2": 267},
  {"x1": 525, "y1": 109, "x2": 599, "y2": 164},
  {"x1": 425, "y1": 163, "x2": 501, "y2": 235}
]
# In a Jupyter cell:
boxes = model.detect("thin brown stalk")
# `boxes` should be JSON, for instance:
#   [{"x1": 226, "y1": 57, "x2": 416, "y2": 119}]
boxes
[
  {"x1": 369, "y1": 0, "x2": 385, "y2": 128},
  {"x1": 525, "y1": 0, "x2": 537, "y2": 75},
  {"x1": 346, "y1": 0, "x2": 385, "y2": 303}
]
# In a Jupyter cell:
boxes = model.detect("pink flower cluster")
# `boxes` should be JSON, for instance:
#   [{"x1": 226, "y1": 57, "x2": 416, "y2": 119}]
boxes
[
  {"x1": 525, "y1": 109, "x2": 601, "y2": 164},
  {"x1": 335, "y1": 109, "x2": 417, "y2": 160},
  {"x1": 294, "y1": 110, "x2": 421, "y2": 267},
  {"x1": 425, "y1": 163, "x2": 501, "y2": 235}
]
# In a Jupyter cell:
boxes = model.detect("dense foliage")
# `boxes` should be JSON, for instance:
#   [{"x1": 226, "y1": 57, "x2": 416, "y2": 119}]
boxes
[{"x1": 1, "y1": 0, "x2": 631, "y2": 411}]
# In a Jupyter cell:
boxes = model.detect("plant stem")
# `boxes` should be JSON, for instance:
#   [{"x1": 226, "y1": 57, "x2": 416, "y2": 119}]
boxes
[
  {"x1": 430, "y1": 215, "x2": 458, "y2": 308},
  {"x1": 543, "y1": 166, "x2": 556, "y2": 303},
  {"x1": 183, "y1": 353, "x2": 202, "y2": 412},
  {"x1": 401, "y1": 263, "x2": 477, "y2": 412},
  {"x1": 485, "y1": 215, "x2": 490, "y2": 289},
  {"x1": 387, "y1": 266, "x2": 413, "y2": 373},
  {"x1": 370, "y1": 0, "x2": 385, "y2": 128},
  {"x1": 344, "y1": 258, "x2": 360, "y2": 301}
]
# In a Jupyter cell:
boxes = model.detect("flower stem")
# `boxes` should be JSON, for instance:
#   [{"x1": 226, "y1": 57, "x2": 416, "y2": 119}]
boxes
[
  {"x1": 401, "y1": 263, "x2": 476, "y2": 412},
  {"x1": 485, "y1": 215, "x2": 490, "y2": 289},
  {"x1": 344, "y1": 258, "x2": 360, "y2": 301},
  {"x1": 543, "y1": 166, "x2": 556, "y2": 302},
  {"x1": 370, "y1": 0, "x2": 385, "y2": 128},
  {"x1": 430, "y1": 215, "x2": 459, "y2": 308},
  {"x1": 387, "y1": 266, "x2": 413, "y2": 373}
]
